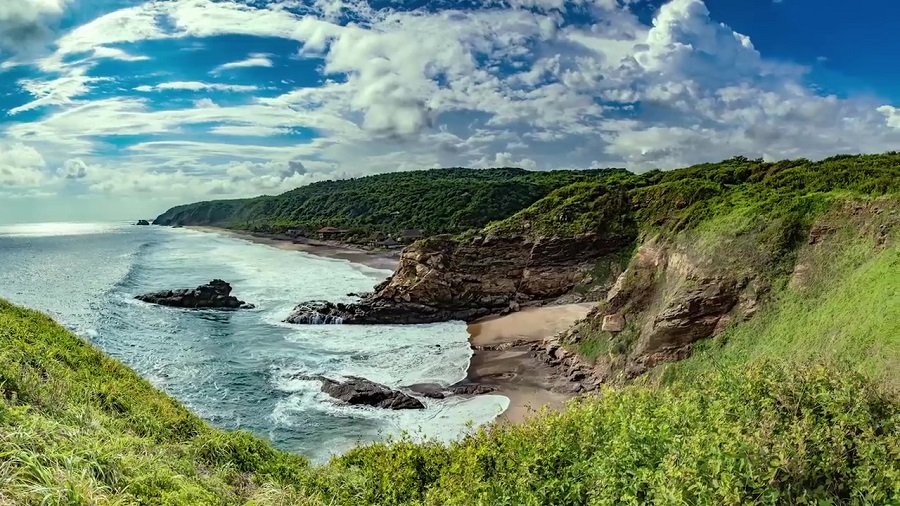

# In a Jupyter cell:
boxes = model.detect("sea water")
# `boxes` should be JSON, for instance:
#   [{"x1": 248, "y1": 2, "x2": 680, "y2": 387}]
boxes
[{"x1": 0, "y1": 222, "x2": 508, "y2": 461}]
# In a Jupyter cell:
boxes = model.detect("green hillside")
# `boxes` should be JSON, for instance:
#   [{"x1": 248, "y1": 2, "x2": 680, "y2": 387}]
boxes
[
  {"x1": 5, "y1": 154, "x2": 900, "y2": 504},
  {"x1": 153, "y1": 167, "x2": 628, "y2": 241},
  {"x1": 1, "y1": 299, "x2": 897, "y2": 505}
]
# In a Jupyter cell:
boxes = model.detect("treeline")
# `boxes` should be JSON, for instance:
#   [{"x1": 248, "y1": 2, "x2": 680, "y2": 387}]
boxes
[{"x1": 154, "y1": 167, "x2": 627, "y2": 241}]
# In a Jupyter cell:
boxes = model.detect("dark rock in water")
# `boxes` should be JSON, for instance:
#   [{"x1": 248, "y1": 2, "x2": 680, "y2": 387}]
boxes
[
  {"x1": 405, "y1": 383, "x2": 447, "y2": 399},
  {"x1": 136, "y1": 279, "x2": 254, "y2": 309},
  {"x1": 135, "y1": 219, "x2": 150, "y2": 226},
  {"x1": 404, "y1": 382, "x2": 497, "y2": 399},
  {"x1": 284, "y1": 298, "x2": 490, "y2": 325},
  {"x1": 284, "y1": 301, "x2": 348, "y2": 324},
  {"x1": 448, "y1": 383, "x2": 497, "y2": 396},
  {"x1": 321, "y1": 376, "x2": 424, "y2": 410}
]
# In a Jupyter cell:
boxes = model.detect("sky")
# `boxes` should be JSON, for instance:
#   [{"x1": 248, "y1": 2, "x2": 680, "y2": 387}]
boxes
[{"x1": 1, "y1": 0, "x2": 900, "y2": 223}]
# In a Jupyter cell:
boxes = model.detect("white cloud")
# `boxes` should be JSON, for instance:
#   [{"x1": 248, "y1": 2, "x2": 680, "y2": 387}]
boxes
[
  {"x1": 472, "y1": 152, "x2": 538, "y2": 170},
  {"x1": 213, "y1": 53, "x2": 274, "y2": 73},
  {"x1": 58, "y1": 158, "x2": 88, "y2": 179},
  {"x1": 2, "y1": 0, "x2": 900, "y2": 210},
  {"x1": 134, "y1": 81, "x2": 259, "y2": 93},
  {"x1": 878, "y1": 105, "x2": 900, "y2": 129},
  {"x1": 91, "y1": 46, "x2": 150, "y2": 62},
  {"x1": 0, "y1": 143, "x2": 47, "y2": 187},
  {"x1": 0, "y1": 0, "x2": 70, "y2": 52}
]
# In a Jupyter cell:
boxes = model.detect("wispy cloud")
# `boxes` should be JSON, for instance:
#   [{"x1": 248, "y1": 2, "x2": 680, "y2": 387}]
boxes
[
  {"x1": 134, "y1": 81, "x2": 258, "y2": 93},
  {"x1": 212, "y1": 53, "x2": 274, "y2": 73}
]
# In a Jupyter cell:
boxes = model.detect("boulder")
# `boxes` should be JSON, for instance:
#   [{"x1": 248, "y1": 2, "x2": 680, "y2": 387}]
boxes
[
  {"x1": 321, "y1": 376, "x2": 424, "y2": 410},
  {"x1": 135, "y1": 219, "x2": 150, "y2": 226},
  {"x1": 405, "y1": 383, "x2": 447, "y2": 399},
  {"x1": 136, "y1": 279, "x2": 254, "y2": 309},
  {"x1": 601, "y1": 314, "x2": 625, "y2": 332},
  {"x1": 448, "y1": 383, "x2": 497, "y2": 396}
]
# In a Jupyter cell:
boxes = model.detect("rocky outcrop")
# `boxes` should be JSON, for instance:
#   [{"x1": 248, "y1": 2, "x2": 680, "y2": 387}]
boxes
[
  {"x1": 135, "y1": 220, "x2": 150, "y2": 226},
  {"x1": 136, "y1": 279, "x2": 254, "y2": 309},
  {"x1": 405, "y1": 382, "x2": 498, "y2": 399},
  {"x1": 320, "y1": 376, "x2": 424, "y2": 410},
  {"x1": 286, "y1": 233, "x2": 633, "y2": 325},
  {"x1": 554, "y1": 240, "x2": 764, "y2": 383}
]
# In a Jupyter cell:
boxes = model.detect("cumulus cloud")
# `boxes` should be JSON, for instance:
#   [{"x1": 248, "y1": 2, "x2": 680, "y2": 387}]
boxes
[
  {"x1": 472, "y1": 152, "x2": 538, "y2": 170},
  {"x1": 0, "y1": 143, "x2": 47, "y2": 187},
  {"x1": 58, "y1": 158, "x2": 88, "y2": 179},
  {"x1": 0, "y1": 0, "x2": 69, "y2": 53},
  {"x1": 2, "y1": 0, "x2": 900, "y2": 208}
]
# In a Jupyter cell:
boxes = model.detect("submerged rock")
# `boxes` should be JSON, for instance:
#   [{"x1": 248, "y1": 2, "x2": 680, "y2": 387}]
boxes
[
  {"x1": 320, "y1": 376, "x2": 424, "y2": 410},
  {"x1": 136, "y1": 279, "x2": 254, "y2": 309}
]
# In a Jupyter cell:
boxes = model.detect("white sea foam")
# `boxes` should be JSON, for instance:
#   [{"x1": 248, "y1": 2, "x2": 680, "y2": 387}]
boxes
[
  {"x1": 0, "y1": 224, "x2": 510, "y2": 461},
  {"x1": 0, "y1": 222, "x2": 126, "y2": 238}
]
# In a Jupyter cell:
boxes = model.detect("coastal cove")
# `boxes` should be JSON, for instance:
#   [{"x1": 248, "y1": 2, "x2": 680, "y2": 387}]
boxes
[
  {"x1": 187, "y1": 225, "x2": 596, "y2": 423},
  {"x1": 0, "y1": 222, "x2": 513, "y2": 460}
]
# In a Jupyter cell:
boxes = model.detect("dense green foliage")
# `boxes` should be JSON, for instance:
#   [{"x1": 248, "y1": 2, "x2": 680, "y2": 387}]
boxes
[
  {"x1": 2, "y1": 292, "x2": 898, "y2": 504},
  {"x1": 0, "y1": 300, "x2": 309, "y2": 504},
  {"x1": 489, "y1": 153, "x2": 900, "y2": 240},
  {"x1": 154, "y1": 168, "x2": 624, "y2": 240},
  {"x1": 323, "y1": 364, "x2": 898, "y2": 505}
]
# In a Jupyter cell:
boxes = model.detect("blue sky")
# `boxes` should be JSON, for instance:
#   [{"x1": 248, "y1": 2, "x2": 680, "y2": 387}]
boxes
[{"x1": 1, "y1": 0, "x2": 899, "y2": 223}]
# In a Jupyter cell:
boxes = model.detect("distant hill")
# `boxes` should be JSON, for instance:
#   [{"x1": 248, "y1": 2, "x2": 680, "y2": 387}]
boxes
[{"x1": 153, "y1": 167, "x2": 632, "y2": 241}]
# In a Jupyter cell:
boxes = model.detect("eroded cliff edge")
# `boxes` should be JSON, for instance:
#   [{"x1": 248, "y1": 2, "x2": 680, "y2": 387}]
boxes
[
  {"x1": 285, "y1": 156, "x2": 898, "y2": 385},
  {"x1": 286, "y1": 183, "x2": 638, "y2": 324}
]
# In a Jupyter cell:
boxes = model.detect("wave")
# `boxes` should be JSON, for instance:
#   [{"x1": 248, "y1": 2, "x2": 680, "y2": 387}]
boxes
[{"x1": 0, "y1": 222, "x2": 127, "y2": 238}]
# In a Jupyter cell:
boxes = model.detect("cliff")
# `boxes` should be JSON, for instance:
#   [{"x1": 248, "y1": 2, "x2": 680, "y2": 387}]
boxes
[{"x1": 288, "y1": 154, "x2": 900, "y2": 384}]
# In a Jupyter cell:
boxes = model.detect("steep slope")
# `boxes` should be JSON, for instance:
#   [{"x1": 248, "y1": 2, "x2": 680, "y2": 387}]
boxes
[
  {"x1": 0, "y1": 300, "x2": 312, "y2": 504},
  {"x1": 2, "y1": 300, "x2": 897, "y2": 505},
  {"x1": 287, "y1": 154, "x2": 899, "y2": 332},
  {"x1": 153, "y1": 167, "x2": 626, "y2": 241}
]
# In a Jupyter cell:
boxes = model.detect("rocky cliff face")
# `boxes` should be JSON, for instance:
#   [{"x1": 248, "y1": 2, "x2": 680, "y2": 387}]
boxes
[
  {"x1": 537, "y1": 199, "x2": 898, "y2": 385},
  {"x1": 286, "y1": 232, "x2": 633, "y2": 324}
]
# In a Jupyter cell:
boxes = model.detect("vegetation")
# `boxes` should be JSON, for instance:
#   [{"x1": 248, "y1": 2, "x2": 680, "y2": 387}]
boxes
[
  {"x1": 0, "y1": 299, "x2": 308, "y2": 504},
  {"x1": 1, "y1": 299, "x2": 897, "y2": 505},
  {"x1": 5, "y1": 153, "x2": 900, "y2": 504},
  {"x1": 154, "y1": 168, "x2": 626, "y2": 241}
]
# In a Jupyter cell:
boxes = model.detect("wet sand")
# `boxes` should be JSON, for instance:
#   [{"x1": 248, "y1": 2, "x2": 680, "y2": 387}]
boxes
[
  {"x1": 466, "y1": 304, "x2": 595, "y2": 423},
  {"x1": 187, "y1": 225, "x2": 593, "y2": 424},
  {"x1": 186, "y1": 226, "x2": 401, "y2": 271}
]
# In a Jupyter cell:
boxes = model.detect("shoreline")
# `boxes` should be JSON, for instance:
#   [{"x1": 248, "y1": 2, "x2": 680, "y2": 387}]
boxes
[
  {"x1": 466, "y1": 303, "x2": 594, "y2": 423},
  {"x1": 184, "y1": 226, "x2": 401, "y2": 271},
  {"x1": 180, "y1": 225, "x2": 592, "y2": 424}
]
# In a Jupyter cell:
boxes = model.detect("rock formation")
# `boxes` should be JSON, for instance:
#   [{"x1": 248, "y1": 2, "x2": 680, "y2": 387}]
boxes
[
  {"x1": 320, "y1": 376, "x2": 424, "y2": 410},
  {"x1": 136, "y1": 279, "x2": 254, "y2": 309},
  {"x1": 286, "y1": 233, "x2": 632, "y2": 325},
  {"x1": 135, "y1": 220, "x2": 150, "y2": 226}
]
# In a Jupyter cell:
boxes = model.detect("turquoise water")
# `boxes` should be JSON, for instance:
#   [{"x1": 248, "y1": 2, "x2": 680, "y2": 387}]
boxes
[{"x1": 0, "y1": 222, "x2": 507, "y2": 461}]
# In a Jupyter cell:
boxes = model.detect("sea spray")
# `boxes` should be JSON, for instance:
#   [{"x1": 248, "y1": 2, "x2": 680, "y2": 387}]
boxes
[{"x1": 0, "y1": 224, "x2": 509, "y2": 461}]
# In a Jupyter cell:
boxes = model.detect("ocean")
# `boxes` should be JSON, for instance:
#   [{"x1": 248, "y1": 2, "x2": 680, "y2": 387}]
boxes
[{"x1": 0, "y1": 222, "x2": 507, "y2": 461}]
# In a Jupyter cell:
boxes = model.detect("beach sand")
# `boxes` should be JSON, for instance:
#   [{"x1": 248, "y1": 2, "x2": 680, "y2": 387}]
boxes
[
  {"x1": 466, "y1": 304, "x2": 595, "y2": 423},
  {"x1": 187, "y1": 225, "x2": 593, "y2": 424},
  {"x1": 186, "y1": 226, "x2": 400, "y2": 271}
]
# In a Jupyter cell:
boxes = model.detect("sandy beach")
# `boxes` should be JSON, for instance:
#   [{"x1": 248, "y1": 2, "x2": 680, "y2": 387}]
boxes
[
  {"x1": 188, "y1": 225, "x2": 592, "y2": 424},
  {"x1": 466, "y1": 303, "x2": 595, "y2": 423},
  {"x1": 186, "y1": 226, "x2": 401, "y2": 271}
]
